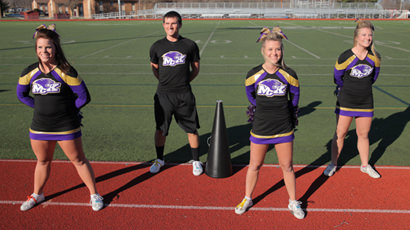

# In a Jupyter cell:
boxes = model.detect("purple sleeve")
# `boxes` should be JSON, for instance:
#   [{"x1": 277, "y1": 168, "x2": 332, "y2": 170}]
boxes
[
  {"x1": 289, "y1": 84, "x2": 300, "y2": 109},
  {"x1": 334, "y1": 68, "x2": 344, "y2": 88},
  {"x1": 70, "y1": 81, "x2": 91, "y2": 109},
  {"x1": 245, "y1": 85, "x2": 256, "y2": 106},
  {"x1": 373, "y1": 67, "x2": 380, "y2": 83},
  {"x1": 16, "y1": 84, "x2": 34, "y2": 108}
]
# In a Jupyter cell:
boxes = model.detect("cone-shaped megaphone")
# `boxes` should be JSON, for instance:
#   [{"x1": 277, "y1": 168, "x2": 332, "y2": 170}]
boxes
[{"x1": 206, "y1": 100, "x2": 232, "y2": 178}]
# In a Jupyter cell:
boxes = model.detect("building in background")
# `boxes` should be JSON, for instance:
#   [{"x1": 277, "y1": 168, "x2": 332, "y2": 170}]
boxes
[{"x1": 30, "y1": 0, "x2": 146, "y2": 18}]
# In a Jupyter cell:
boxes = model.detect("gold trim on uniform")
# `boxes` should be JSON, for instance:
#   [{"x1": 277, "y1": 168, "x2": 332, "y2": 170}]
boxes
[
  {"x1": 367, "y1": 54, "x2": 381, "y2": 67},
  {"x1": 19, "y1": 68, "x2": 40, "y2": 85},
  {"x1": 278, "y1": 69, "x2": 299, "y2": 87},
  {"x1": 54, "y1": 68, "x2": 83, "y2": 86},
  {"x1": 245, "y1": 69, "x2": 266, "y2": 86},
  {"x1": 250, "y1": 130, "x2": 294, "y2": 139},
  {"x1": 337, "y1": 106, "x2": 374, "y2": 112},
  {"x1": 29, "y1": 127, "x2": 81, "y2": 135},
  {"x1": 335, "y1": 55, "x2": 356, "y2": 71}
]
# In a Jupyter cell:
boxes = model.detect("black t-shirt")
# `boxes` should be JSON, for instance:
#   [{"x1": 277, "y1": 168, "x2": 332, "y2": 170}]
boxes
[{"x1": 150, "y1": 36, "x2": 200, "y2": 92}]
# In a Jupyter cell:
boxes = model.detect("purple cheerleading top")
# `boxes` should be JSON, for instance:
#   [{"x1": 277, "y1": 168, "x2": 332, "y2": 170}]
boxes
[
  {"x1": 333, "y1": 49, "x2": 381, "y2": 117},
  {"x1": 16, "y1": 63, "x2": 91, "y2": 140}
]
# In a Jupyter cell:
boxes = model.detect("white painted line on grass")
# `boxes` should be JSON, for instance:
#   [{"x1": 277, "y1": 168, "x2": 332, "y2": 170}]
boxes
[
  {"x1": 1, "y1": 72, "x2": 409, "y2": 77},
  {"x1": 80, "y1": 31, "x2": 160, "y2": 59},
  {"x1": 3, "y1": 63, "x2": 410, "y2": 68},
  {"x1": 1, "y1": 200, "x2": 409, "y2": 214},
  {"x1": 1, "y1": 104, "x2": 408, "y2": 110},
  {"x1": 375, "y1": 41, "x2": 410, "y2": 53},
  {"x1": 285, "y1": 40, "x2": 321, "y2": 59},
  {"x1": 80, "y1": 39, "x2": 137, "y2": 59},
  {"x1": 319, "y1": 29, "x2": 410, "y2": 53},
  {"x1": 319, "y1": 29, "x2": 350, "y2": 39},
  {"x1": 200, "y1": 21, "x2": 220, "y2": 56}
]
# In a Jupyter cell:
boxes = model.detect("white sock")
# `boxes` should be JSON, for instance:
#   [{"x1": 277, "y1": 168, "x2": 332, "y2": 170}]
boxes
[
  {"x1": 31, "y1": 193, "x2": 41, "y2": 199},
  {"x1": 289, "y1": 199, "x2": 297, "y2": 204},
  {"x1": 90, "y1": 193, "x2": 100, "y2": 198}
]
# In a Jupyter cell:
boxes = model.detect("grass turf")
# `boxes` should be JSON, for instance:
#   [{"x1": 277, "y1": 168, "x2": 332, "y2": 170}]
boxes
[{"x1": 0, "y1": 19, "x2": 409, "y2": 166}]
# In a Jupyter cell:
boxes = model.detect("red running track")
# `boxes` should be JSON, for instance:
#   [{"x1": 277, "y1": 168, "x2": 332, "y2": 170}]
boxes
[{"x1": 0, "y1": 160, "x2": 409, "y2": 229}]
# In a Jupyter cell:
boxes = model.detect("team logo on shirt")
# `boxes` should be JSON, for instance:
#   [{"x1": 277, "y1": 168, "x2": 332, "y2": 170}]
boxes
[
  {"x1": 350, "y1": 64, "x2": 373, "y2": 79},
  {"x1": 162, "y1": 51, "x2": 186, "y2": 67},
  {"x1": 257, "y1": 79, "x2": 287, "y2": 97},
  {"x1": 32, "y1": 78, "x2": 61, "y2": 95}
]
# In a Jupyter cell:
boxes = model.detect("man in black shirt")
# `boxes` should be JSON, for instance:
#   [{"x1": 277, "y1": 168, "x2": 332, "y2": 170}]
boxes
[{"x1": 149, "y1": 11, "x2": 202, "y2": 176}]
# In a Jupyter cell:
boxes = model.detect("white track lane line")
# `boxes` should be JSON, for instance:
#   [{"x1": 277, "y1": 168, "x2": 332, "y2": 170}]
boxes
[
  {"x1": 1, "y1": 200, "x2": 409, "y2": 214},
  {"x1": 1, "y1": 159, "x2": 409, "y2": 169},
  {"x1": 2, "y1": 160, "x2": 409, "y2": 213}
]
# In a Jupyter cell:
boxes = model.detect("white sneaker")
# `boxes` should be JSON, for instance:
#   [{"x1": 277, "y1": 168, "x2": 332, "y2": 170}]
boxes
[
  {"x1": 150, "y1": 159, "x2": 164, "y2": 174},
  {"x1": 360, "y1": 165, "x2": 380, "y2": 179},
  {"x1": 20, "y1": 193, "x2": 45, "y2": 211},
  {"x1": 288, "y1": 200, "x2": 305, "y2": 219},
  {"x1": 192, "y1": 161, "x2": 203, "y2": 176},
  {"x1": 324, "y1": 163, "x2": 337, "y2": 177},
  {"x1": 90, "y1": 193, "x2": 104, "y2": 211},
  {"x1": 235, "y1": 197, "x2": 253, "y2": 215}
]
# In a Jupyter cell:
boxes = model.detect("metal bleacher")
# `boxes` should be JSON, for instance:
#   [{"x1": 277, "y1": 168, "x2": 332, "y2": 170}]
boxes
[
  {"x1": 135, "y1": 1, "x2": 391, "y2": 19},
  {"x1": 92, "y1": 1, "x2": 401, "y2": 19}
]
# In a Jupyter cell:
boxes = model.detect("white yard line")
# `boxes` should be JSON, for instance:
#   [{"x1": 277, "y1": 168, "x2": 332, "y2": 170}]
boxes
[
  {"x1": 80, "y1": 39, "x2": 137, "y2": 59},
  {"x1": 319, "y1": 29, "x2": 350, "y2": 39},
  {"x1": 80, "y1": 31, "x2": 160, "y2": 59},
  {"x1": 285, "y1": 39, "x2": 321, "y2": 59},
  {"x1": 374, "y1": 41, "x2": 410, "y2": 53},
  {"x1": 319, "y1": 29, "x2": 410, "y2": 53},
  {"x1": 2, "y1": 72, "x2": 409, "y2": 77},
  {"x1": 200, "y1": 21, "x2": 220, "y2": 56},
  {"x1": 246, "y1": 20, "x2": 321, "y2": 59}
]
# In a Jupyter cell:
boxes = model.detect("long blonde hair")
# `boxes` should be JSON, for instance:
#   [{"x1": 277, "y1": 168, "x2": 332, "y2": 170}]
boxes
[
  {"x1": 258, "y1": 27, "x2": 288, "y2": 69},
  {"x1": 354, "y1": 20, "x2": 381, "y2": 61}
]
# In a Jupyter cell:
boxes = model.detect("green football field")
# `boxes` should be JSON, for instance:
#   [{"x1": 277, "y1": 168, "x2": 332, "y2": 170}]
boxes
[{"x1": 0, "y1": 19, "x2": 409, "y2": 166}]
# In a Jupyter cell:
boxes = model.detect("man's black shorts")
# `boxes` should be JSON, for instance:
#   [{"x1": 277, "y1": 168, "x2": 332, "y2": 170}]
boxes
[{"x1": 154, "y1": 91, "x2": 200, "y2": 136}]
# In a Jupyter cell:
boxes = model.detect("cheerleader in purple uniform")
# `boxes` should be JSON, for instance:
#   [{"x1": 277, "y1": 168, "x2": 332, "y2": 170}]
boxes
[
  {"x1": 16, "y1": 25, "x2": 103, "y2": 211},
  {"x1": 324, "y1": 20, "x2": 381, "y2": 179},
  {"x1": 235, "y1": 27, "x2": 304, "y2": 219}
]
